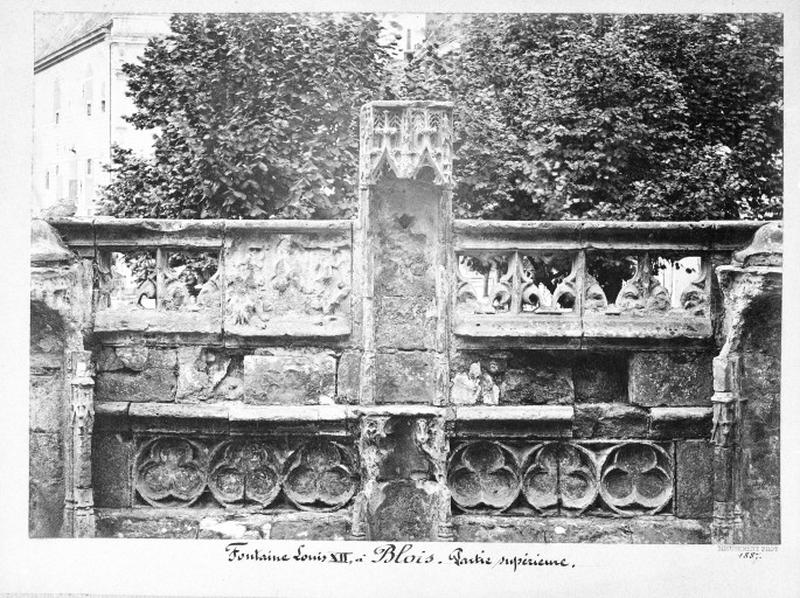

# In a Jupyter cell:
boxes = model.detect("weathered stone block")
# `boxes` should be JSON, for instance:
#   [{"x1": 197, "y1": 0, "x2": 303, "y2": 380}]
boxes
[
  {"x1": 95, "y1": 346, "x2": 177, "y2": 402},
  {"x1": 573, "y1": 403, "x2": 648, "y2": 438},
  {"x1": 451, "y1": 362, "x2": 499, "y2": 405},
  {"x1": 95, "y1": 511, "x2": 199, "y2": 539},
  {"x1": 29, "y1": 373, "x2": 64, "y2": 432},
  {"x1": 375, "y1": 351, "x2": 435, "y2": 404},
  {"x1": 176, "y1": 347, "x2": 242, "y2": 402},
  {"x1": 675, "y1": 440, "x2": 713, "y2": 518},
  {"x1": 574, "y1": 353, "x2": 628, "y2": 403},
  {"x1": 629, "y1": 351, "x2": 713, "y2": 407},
  {"x1": 269, "y1": 515, "x2": 350, "y2": 540},
  {"x1": 92, "y1": 433, "x2": 133, "y2": 508},
  {"x1": 336, "y1": 350, "x2": 361, "y2": 404},
  {"x1": 29, "y1": 432, "x2": 64, "y2": 537},
  {"x1": 500, "y1": 366, "x2": 573, "y2": 405},
  {"x1": 375, "y1": 295, "x2": 436, "y2": 350},
  {"x1": 649, "y1": 407, "x2": 712, "y2": 438},
  {"x1": 453, "y1": 515, "x2": 710, "y2": 544},
  {"x1": 452, "y1": 517, "x2": 547, "y2": 543},
  {"x1": 243, "y1": 351, "x2": 335, "y2": 405},
  {"x1": 368, "y1": 480, "x2": 438, "y2": 541}
]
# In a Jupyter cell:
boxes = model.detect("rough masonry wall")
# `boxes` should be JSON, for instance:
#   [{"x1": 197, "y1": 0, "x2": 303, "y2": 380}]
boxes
[{"x1": 740, "y1": 294, "x2": 781, "y2": 543}]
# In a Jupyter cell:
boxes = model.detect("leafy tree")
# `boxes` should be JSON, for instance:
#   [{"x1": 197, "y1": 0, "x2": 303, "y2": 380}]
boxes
[
  {"x1": 101, "y1": 13, "x2": 392, "y2": 219},
  {"x1": 103, "y1": 13, "x2": 782, "y2": 222},
  {"x1": 403, "y1": 13, "x2": 783, "y2": 220}
]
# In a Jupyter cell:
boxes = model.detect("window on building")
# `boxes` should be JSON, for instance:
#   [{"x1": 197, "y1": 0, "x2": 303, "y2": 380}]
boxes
[
  {"x1": 53, "y1": 78, "x2": 61, "y2": 125},
  {"x1": 101, "y1": 100, "x2": 106, "y2": 112},
  {"x1": 86, "y1": 103, "x2": 92, "y2": 116},
  {"x1": 87, "y1": 159, "x2": 92, "y2": 174},
  {"x1": 45, "y1": 171, "x2": 49, "y2": 190},
  {"x1": 55, "y1": 164, "x2": 59, "y2": 175}
]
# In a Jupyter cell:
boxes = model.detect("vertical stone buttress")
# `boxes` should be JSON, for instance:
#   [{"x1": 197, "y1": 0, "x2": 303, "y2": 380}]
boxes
[
  {"x1": 351, "y1": 101, "x2": 454, "y2": 540},
  {"x1": 30, "y1": 220, "x2": 95, "y2": 537},
  {"x1": 711, "y1": 222, "x2": 782, "y2": 543}
]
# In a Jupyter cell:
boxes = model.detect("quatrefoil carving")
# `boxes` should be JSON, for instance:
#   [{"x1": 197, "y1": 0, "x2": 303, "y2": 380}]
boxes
[
  {"x1": 135, "y1": 437, "x2": 206, "y2": 507},
  {"x1": 448, "y1": 441, "x2": 521, "y2": 512},
  {"x1": 599, "y1": 442, "x2": 673, "y2": 515},
  {"x1": 521, "y1": 442, "x2": 598, "y2": 514},
  {"x1": 283, "y1": 440, "x2": 358, "y2": 511},
  {"x1": 208, "y1": 441, "x2": 281, "y2": 507}
]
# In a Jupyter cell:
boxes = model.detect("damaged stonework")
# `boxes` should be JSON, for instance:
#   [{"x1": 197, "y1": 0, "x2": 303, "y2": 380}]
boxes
[
  {"x1": 243, "y1": 350, "x2": 336, "y2": 405},
  {"x1": 451, "y1": 362, "x2": 499, "y2": 405},
  {"x1": 351, "y1": 413, "x2": 450, "y2": 541},
  {"x1": 710, "y1": 222, "x2": 782, "y2": 544},
  {"x1": 176, "y1": 348, "x2": 243, "y2": 402},
  {"x1": 223, "y1": 223, "x2": 352, "y2": 338},
  {"x1": 95, "y1": 346, "x2": 178, "y2": 403},
  {"x1": 30, "y1": 220, "x2": 94, "y2": 537}
]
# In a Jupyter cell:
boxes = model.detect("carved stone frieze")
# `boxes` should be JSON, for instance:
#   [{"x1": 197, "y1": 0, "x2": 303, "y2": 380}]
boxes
[
  {"x1": 447, "y1": 440, "x2": 673, "y2": 516},
  {"x1": 224, "y1": 232, "x2": 351, "y2": 335},
  {"x1": 133, "y1": 435, "x2": 359, "y2": 512}
]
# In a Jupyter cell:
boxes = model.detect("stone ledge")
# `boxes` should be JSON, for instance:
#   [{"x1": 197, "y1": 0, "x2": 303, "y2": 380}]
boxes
[
  {"x1": 453, "y1": 220, "x2": 766, "y2": 252},
  {"x1": 451, "y1": 405, "x2": 573, "y2": 439},
  {"x1": 649, "y1": 407, "x2": 713, "y2": 438},
  {"x1": 95, "y1": 403, "x2": 579, "y2": 437}
]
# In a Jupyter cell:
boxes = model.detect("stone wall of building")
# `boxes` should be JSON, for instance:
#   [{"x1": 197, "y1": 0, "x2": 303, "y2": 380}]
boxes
[{"x1": 29, "y1": 101, "x2": 782, "y2": 543}]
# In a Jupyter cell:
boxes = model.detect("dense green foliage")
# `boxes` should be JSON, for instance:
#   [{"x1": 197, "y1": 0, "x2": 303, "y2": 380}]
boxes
[
  {"x1": 101, "y1": 13, "x2": 390, "y2": 219},
  {"x1": 102, "y1": 13, "x2": 783, "y2": 221},
  {"x1": 405, "y1": 13, "x2": 783, "y2": 220}
]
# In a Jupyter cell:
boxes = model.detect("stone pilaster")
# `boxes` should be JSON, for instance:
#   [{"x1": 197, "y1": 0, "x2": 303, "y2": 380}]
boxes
[
  {"x1": 352, "y1": 101, "x2": 454, "y2": 540},
  {"x1": 711, "y1": 222, "x2": 782, "y2": 543},
  {"x1": 62, "y1": 350, "x2": 96, "y2": 537}
]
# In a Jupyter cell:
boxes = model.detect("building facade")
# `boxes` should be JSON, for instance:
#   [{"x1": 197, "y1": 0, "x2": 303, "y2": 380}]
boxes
[{"x1": 33, "y1": 14, "x2": 171, "y2": 216}]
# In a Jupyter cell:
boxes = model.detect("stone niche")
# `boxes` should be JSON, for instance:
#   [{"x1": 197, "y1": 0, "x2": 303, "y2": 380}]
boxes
[{"x1": 369, "y1": 178, "x2": 443, "y2": 403}]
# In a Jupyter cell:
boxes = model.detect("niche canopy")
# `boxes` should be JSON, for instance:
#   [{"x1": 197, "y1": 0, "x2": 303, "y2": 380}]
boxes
[{"x1": 359, "y1": 100, "x2": 454, "y2": 186}]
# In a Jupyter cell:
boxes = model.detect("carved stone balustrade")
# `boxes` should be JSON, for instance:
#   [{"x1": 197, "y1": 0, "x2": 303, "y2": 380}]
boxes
[{"x1": 453, "y1": 220, "x2": 762, "y2": 348}]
